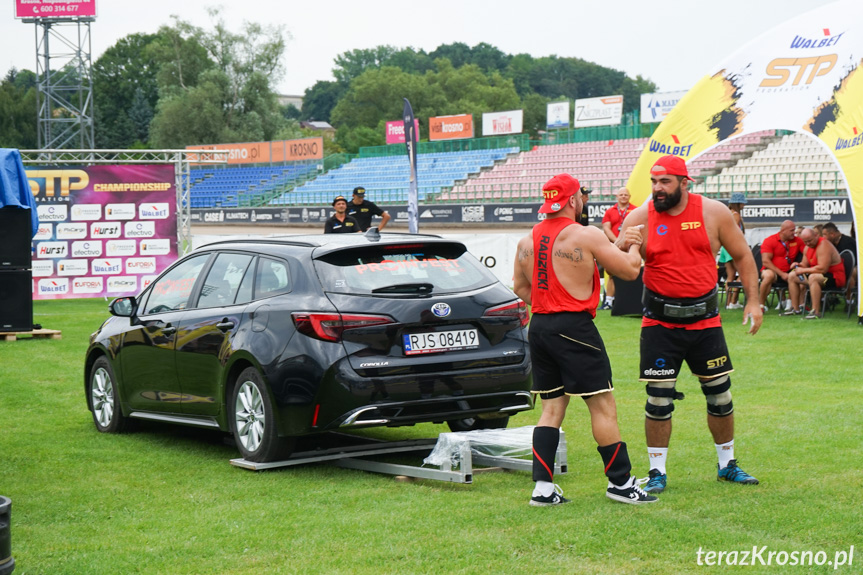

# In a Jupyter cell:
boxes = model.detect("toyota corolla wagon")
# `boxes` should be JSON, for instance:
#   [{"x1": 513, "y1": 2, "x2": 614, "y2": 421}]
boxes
[{"x1": 85, "y1": 231, "x2": 533, "y2": 462}]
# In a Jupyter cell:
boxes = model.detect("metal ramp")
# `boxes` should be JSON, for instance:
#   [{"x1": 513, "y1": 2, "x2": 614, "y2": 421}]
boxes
[{"x1": 230, "y1": 427, "x2": 567, "y2": 484}]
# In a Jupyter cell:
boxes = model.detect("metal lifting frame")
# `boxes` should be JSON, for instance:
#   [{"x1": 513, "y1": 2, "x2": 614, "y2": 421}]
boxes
[
  {"x1": 230, "y1": 430, "x2": 568, "y2": 484},
  {"x1": 20, "y1": 149, "x2": 228, "y2": 255}
]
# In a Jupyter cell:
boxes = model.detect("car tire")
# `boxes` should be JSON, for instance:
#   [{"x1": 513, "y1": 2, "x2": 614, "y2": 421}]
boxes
[
  {"x1": 88, "y1": 356, "x2": 129, "y2": 433},
  {"x1": 446, "y1": 414, "x2": 510, "y2": 433},
  {"x1": 231, "y1": 367, "x2": 295, "y2": 463}
]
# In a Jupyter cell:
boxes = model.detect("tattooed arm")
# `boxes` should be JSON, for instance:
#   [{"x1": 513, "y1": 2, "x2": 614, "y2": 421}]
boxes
[{"x1": 513, "y1": 235, "x2": 533, "y2": 304}]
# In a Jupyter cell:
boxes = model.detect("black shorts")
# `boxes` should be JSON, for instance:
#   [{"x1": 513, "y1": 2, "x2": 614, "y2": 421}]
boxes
[
  {"x1": 528, "y1": 312, "x2": 613, "y2": 398},
  {"x1": 639, "y1": 325, "x2": 733, "y2": 382},
  {"x1": 822, "y1": 272, "x2": 842, "y2": 290}
]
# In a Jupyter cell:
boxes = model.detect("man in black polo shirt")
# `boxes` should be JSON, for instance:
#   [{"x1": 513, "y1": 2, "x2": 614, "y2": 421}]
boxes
[
  {"x1": 324, "y1": 196, "x2": 360, "y2": 234},
  {"x1": 347, "y1": 187, "x2": 391, "y2": 231}
]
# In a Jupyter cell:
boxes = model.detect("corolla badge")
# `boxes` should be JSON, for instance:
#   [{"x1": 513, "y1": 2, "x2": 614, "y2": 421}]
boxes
[{"x1": 431, "y1": 302, "x2": 451, "y2": 317}]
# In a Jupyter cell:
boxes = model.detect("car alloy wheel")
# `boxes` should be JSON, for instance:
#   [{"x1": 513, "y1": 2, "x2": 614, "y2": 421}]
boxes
[
  {"x1": 88, "y1": 356, "x2": 128, "y2": 433},
  {"x1": 231, "y1": 367, "x2": 294, "y2": 463}
]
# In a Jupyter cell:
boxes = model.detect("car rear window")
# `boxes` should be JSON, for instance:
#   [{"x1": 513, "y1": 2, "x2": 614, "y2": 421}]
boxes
[{"x1": 314, "y1": 242, "x2": 497, "y2": 295}]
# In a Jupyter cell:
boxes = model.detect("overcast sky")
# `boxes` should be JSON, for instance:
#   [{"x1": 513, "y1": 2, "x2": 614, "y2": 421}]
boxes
[{"x1": 1, "y1": 0, "x2": 838, "y2": 96}]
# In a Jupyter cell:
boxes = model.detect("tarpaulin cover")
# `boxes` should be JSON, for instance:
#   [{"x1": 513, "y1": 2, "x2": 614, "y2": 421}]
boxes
[{"x1": 0, "y1": 148, "x2": 38, "y2": 236}]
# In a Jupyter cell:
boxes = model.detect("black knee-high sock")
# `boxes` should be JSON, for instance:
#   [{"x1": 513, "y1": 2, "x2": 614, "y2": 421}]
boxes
[
  {"x1": 532, "y1": 426, "x2": 559, "y2": 482},
  {"x1": 597, "y1": 441, "x2": 632, "y2": 486}
]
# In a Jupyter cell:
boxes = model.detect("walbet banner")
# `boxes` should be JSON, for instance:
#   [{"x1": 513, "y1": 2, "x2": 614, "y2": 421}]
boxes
[
  {"x1": 27, "y1": 165, "x2": 177, "y2": 300},
  {"x1": 626, "y1": 1, "x2": 863, "y2": 314}
]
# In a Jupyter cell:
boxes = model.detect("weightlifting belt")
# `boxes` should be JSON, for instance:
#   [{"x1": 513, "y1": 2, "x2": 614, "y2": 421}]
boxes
[{"x1": 642, "y1": 286, "x2": 719, "y2": 324}]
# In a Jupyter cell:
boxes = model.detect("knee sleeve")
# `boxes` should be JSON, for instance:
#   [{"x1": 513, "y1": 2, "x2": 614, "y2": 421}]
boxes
[
  {"x1": 645, "y1": 381, "x2": 683, "y2": 420},
  {"x1": 700, "y1": 374, "x2": 733, "y2": 417}
]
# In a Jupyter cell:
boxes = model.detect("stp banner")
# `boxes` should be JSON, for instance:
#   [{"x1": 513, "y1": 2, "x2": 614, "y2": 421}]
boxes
[{"x1": 28, "y1": 165, "x2": 177, "y2": 300}]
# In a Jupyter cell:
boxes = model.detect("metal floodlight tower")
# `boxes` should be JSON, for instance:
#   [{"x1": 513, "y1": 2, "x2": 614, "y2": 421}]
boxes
[{"x1": 30, "y1": 16, "x2": 96, "y2": 150}]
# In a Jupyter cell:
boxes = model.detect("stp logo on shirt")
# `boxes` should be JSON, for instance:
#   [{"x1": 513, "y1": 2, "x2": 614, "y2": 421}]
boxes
[{"x1": 681, "y1": 222, "x2": 702, "y2": 231}]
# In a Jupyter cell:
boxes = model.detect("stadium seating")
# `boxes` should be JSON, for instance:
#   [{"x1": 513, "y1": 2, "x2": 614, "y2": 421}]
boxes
[
  {"x1": 268, "y1": 148, "x2": 517, "y2": 206},
  {"x1": 189, "y1": 164, "x2": 318, "y2": 208}
]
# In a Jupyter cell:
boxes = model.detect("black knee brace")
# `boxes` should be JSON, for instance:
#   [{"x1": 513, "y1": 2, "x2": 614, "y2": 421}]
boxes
[
  {"x1": 700, "y1": 374, "x2": 733, "y2": 417},
  {"x1": 645, "y1": 382, "x2": 685, "y2": 420},
  {"x1": 597, "y1": 441, "x2": 632, "y2": 486}
]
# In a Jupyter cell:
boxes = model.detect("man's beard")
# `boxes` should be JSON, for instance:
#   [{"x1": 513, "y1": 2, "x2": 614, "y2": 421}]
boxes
[{"x1": 653, "y1": 183, "x2": 682, "y2": 212}]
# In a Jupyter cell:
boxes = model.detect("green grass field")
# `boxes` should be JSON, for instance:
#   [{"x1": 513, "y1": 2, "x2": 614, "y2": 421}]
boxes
[{"x1": 1, "y1": 299, "x2": 861, "y2": 574}]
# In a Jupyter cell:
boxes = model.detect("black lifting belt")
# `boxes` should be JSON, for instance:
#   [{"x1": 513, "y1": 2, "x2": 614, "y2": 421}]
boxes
[{"x1": 642, "y1": 286, "x2": 719, "y2": 324}]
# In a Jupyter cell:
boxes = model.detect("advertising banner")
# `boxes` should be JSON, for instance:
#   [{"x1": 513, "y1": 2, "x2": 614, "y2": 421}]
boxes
[
  {"x1": 28, "y1": 165, "x2": 177, "y2": 300},
  {"x1": 640, "y1": 90, "x2": 688, "y2": 124},
  {"x1": 15, "y1": 0, "x2": 96, "y2": 18},
  {"x1": 482, "y1": 110, "x2": 523, "y2": 136},
  {"x1": 403, "y1": 99, "x2": 420, "y2": 234},
  {"x1": 187, "y1": 138, "x2": 323, "y2": 164},
  {"x1": 386, "y1": 119, "x2": 421, "y2": 145},
  {"x1": 574, "y1": 96, "x2": 623, "y2": 128},
  {"x1": 547, "y1": 102, "x2": 570, "y2": 129},
  {"x1": 187, "y1": 141, "x2": 270, "y2": 165},
  {"x1": 283, "y1": 137, "x2": 323, "y2": 161},
  {"x1": 429, "y1": 114, "x2": 474, "y2": 141}
]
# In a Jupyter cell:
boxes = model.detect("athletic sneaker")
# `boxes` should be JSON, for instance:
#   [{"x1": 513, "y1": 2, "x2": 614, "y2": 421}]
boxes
[
  {"x1": 725, "y1": 302, "x2": 743, "y2": 310},
  {"x1": 606, "y1": 477, "x2": 659, "y2": 504},
  {"x1": 529, "y1": 484, "x2": 571, "y2": 507},
  {"x1": 804, "y1": 312, "x2": 821, "y2": 320},
  {"x1": 717, "y1": 460, "x2": 759, "y2": 484},
  {"x1": 600, "y1": 302, "x2": 613, "y2": 311},
  {"x1": 642, "y1": 468, "x2": 667, "y2": 493},
  {"x1": 781, "y1": 308, "x2": 802, "y2": 316}
]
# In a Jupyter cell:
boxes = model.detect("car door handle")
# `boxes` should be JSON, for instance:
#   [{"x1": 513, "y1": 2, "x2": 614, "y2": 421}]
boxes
[
  {"x1": 162, "y1": 326, "x2": 177, "y2": 336},
  {"x1": 217, "y1": 320, "x2": 235, "y2": 331}
]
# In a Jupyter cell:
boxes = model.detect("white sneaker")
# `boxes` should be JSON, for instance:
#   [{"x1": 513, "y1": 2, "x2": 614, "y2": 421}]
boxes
[
  {"x1": 725, "y1": 302, "x2": 743, "y2": 310},
  {"x1": 784, "y1": 301, "x2": 793, "y2": 312},
  {"x1": 774, "y1": 301, "x2": 782, "y2": 310}
]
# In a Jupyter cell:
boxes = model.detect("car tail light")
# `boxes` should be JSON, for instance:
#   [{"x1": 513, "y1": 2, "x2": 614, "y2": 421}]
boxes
[
  {"x1": 483, "y1": 300, "x2": 529, "y2": 327},
  {"x1": 291, "y1": 312, "x2": 395, "y2": 342}
]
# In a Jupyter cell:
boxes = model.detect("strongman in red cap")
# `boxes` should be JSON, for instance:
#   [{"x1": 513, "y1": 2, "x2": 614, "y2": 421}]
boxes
[
  {"x1": 616, "y1": 155, "x2": 763, "y2": 493},
  {"x1": 513, "y1": 174, "x2": 657, "y2": 506}
]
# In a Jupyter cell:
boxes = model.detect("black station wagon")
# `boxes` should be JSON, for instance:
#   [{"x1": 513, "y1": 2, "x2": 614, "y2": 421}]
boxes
[{"x1": 85, "y1": 231, "x2": 533, "y2": 462}]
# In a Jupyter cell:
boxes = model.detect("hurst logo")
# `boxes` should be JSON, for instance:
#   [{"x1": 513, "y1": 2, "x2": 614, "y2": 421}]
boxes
[
  {"x1": 37, "y1": 241, "x2": 68, "y2": 259},
  {"x1": 90, "y1": 223, "x2": 121, "y2": 238}
]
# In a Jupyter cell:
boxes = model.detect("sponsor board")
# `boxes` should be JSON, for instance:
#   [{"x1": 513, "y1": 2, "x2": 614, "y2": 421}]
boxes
[
  {"x1": 34, "y1": 223, "x2": 53, "y2": 240},
  {"x1": 126, "y1": 257, "x2": 157, "y2": 275},
  {"x1": 482, "y1": 110, "x2": 523, "y2": 136},
  {"x1": 106, "y1": 240, "x2": 138, "y2": 257},
  {"x1": 36, "y1": 241, "x2": 68, "y2": 259},
  {"x1": 37, "y1": 278, "x2": 69, "y2": 296},
  {"x1": 72, "y1": 277, "x2": 104, "y2": 295},
  {"x1": 37, "y1": 204, "x2": 68, "y2": 222},
  {"x1": 139, "y1": 203, "x2": 169, "y2": 219},
  {"x1": 56, "y1": 222, "x2": 88, "y2": 239},
  {"x1": 32, "y1": 260, "x2": 54, "y2": 277},
  {"x1": 71, "y1": 240, "x2": 103, "y2": 258},
  {"x1": 91, "y1": 258, "x2": 123, "y2": 275},
  {"x1": 105, "y1": 203, "x2": 137, "y2": 220},
  {"x1": 90, "y1": 222, "x2": 122, "y2": 238},
  {"x1": 640, "y1": 90, "x2": 688, "y2": 124},
  {"x1": 574, "y1": 95, "x2": 623, "y2": 128},
  {"x1": 139, "y1": 239, "x2": 171, "y2": 255},
  {"x1": 71, "y1": 204, "x2": 102, "y2": 221},
  {"x1": 108, "y1": 276, "x2": 138, "y2": 293},
  {"x1": 57, "y1": 260, "x2": 89, "y2": 276},
  {"x1": 125, "y1": 221, "x2": 156, "y2": 238},
  {"x1": 429, "y1": 114, "x2": 474, "y2": 141},
  {"x1": 547, "y1": 102, "x2": 570, "y2": 129}
]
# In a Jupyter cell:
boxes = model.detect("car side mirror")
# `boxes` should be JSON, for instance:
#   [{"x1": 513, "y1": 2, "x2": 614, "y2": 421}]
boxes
[{"x1": 109, "y1": 296, "x2": 137, "y2": 318}]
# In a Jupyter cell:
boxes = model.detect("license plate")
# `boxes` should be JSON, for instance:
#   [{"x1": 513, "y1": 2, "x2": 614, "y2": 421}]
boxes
[{"x1": 403, "y1": 329, "x2": 479, "y2": 355}]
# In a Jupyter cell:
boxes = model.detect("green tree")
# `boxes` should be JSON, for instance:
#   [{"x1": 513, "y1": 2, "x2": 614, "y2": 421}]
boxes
[
  {"x1": 301, "y1": 80, "x2": 346, "y2": 123},
  {"x1": 149, "y1": 10, "x2": 288, "y2": 148},
  {"x1": 0, "y1": 68, "x2": 37, "y2": 148},
  {"x1": 92, "y1": 33, "x2": 161, "y2": 148}
]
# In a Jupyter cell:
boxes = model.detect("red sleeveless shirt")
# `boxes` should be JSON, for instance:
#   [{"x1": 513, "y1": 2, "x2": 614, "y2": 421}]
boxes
[
  {"x1": 643, "y1": 193, "x2": 721, "y2": 329},
  {"x1": 531, "y1": 217, "x2": 600, "y2": 317}
]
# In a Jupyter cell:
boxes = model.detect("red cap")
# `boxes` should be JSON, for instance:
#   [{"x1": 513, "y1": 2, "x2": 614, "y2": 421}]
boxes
[
  {"x1": 650, "y1": 155, "x2": 694, "y2": 181},
  {"x1": 539, "y1": 174, "x2": 580, "y2": 214}
]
